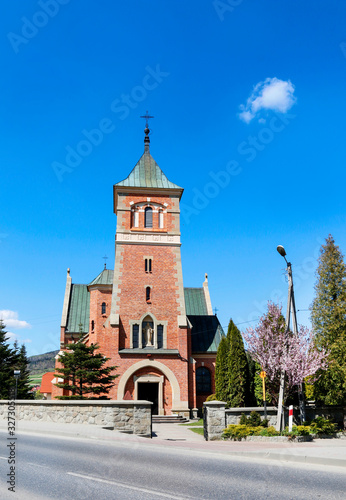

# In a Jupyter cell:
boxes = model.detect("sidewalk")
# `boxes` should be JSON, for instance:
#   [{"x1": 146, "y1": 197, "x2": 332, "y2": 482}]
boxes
[{"x1": 1, "y1": 418, "x2": 346, "y2": 469}]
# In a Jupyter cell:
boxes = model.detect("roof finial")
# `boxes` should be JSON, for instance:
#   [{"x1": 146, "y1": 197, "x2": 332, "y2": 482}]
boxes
[
  {"x1": 140, "y1": 111, "x2": 154, "y2": 153},
  {"x1": 103, "y1": 255, "x2": 108, "y2": 270}
]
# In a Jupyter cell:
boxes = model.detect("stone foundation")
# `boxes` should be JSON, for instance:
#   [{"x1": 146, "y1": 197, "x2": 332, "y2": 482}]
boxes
[{"x1": 0, "y1": 400, "x2": 152, "y2": 437}]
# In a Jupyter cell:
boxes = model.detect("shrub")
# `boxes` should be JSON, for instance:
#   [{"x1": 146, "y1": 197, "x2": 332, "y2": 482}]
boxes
[
  {"x1": 239, "y1": 413, "x2": 248, "y2": 425},
  {"x1": 310, "y1": 416, "x2": 337, "y2": 435},
  {"x1": 249, "y1": 411, "x2": 261, "y2": 427},
  {"x1": 261, "y1": 418, "x2": 269, "y2": 428},
  {"x1": 258, "y1": 426, "x2": 280, "y2": 437},
  {"x1": 206, "y1": 394, "x2": 218, "y2": 402},
  {"x1": 239, "y1": 411, "x2": 263, "y2": 427},
  {"x1": 222, "y1": 424, "x2": 279, "y2": 440},
  {"x1": 222, "y1": 425, "x2": 257, "y2": 440}
]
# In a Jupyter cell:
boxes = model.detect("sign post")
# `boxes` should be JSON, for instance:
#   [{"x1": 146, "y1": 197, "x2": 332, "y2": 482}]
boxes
[{"x1": 260, "y1": 371, "x2": 267, "y2": 419}]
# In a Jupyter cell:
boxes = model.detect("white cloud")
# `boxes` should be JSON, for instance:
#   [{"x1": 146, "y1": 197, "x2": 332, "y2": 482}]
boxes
[
  {"x1": 239, "y1": 77, "x2": 296, "y2": 123},
  {"x1": 7, "y1": 331, "x2": 32, "y2": 344},
  {"x1": 0, "y1": 310, "x2": 31, "y2": 329}
]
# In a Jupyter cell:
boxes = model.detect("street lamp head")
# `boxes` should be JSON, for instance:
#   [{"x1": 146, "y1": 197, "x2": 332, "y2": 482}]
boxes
[
  {"x1": 277, "y1": 245, "x2": 287, "y2": 258},
  {"x1": 14, "y1": 370, "x2": 20, "y2": 377}
]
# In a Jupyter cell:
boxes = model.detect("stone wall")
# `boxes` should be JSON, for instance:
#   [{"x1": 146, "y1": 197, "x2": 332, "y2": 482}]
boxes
[
  {"x1": 0, "y1": 400, "x2": 152, "y2": 437},
  {"x1": 203, "y1": 402, "x2": 346, "y2": 440},
  {"x1": 203, "y1": 402, "x2": 285, "y2": 441},
  {"x1": 225, "y1": 406, "x2": 280, "y2": 427},
  {"x1": 305, "y1": 405, "x2": 346, "y2": 429}
]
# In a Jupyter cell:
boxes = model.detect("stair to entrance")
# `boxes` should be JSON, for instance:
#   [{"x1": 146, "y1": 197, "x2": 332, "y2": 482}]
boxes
[{"x1": 152, "y1": 415, "x2": 189, "y2": 424}]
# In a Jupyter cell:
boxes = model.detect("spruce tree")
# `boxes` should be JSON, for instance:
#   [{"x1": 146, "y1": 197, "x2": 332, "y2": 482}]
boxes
[
  {"x1": 14, "y1": 344, "x2": 34, "y2": 400},
  {"x1": 311, "y1": 235, "x2": 346, "y2": 404},
  {"x1": 215, "y1": 336, "x2": 229, "y2": 402},
  {"x1": 227, "y1": 319, "x2": 248, "y2": 407},
  {"x1": 0, "y1": 320, "x2": 17, "y2": 399},
  {"x1": 55, "y1": 342, "x2": 118, "y2": 399}
]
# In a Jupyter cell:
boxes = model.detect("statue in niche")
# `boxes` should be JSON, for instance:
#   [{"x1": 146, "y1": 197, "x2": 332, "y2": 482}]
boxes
[{"x1": 143, "y1": 322, "x2": 154, "y2": 347}]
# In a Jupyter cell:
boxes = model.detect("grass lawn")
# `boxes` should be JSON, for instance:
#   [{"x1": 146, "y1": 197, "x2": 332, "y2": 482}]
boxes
[
  {"x1": 179, "y1": 418, "x2": 204, "y2": 436},
  {"x1": 28, "y1": 373, "x2": 44, "y2": 386},
  {"x1": 189, "y1": 427, "x2": 204, "y2": 436},
  {"x1": 179, "y1": 418, "x2": 203, "y2": 427}
]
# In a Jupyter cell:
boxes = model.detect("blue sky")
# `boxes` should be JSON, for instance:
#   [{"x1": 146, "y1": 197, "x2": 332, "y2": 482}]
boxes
[{"x1": 1, "y1": 1, "x2": 346, "y2": 356}]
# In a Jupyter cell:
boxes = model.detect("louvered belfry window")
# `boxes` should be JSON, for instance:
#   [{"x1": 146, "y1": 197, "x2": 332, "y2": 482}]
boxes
[{"x1": 144, "y1": 207, "x2": 153, "y2": 228}]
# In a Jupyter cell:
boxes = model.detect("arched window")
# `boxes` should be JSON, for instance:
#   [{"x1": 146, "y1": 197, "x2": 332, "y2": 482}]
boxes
[
  {"x1": 101, "y1": 302, "x2": 106, "y2": 315},
  {"x1": 196, "y1": 367, "x2": 211, "y2": 394},
  {"x1": 144, "y1": 207, "x2": 153, "y2": 228}
]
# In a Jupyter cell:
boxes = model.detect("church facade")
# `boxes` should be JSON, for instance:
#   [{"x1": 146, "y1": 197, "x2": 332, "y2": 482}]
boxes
[{"x1": 52, "y1": 125, "x2": 224, "y2": 416}]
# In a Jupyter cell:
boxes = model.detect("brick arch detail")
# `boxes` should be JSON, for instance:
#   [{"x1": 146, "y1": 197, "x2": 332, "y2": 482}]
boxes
[{"x1": 117, "y1": 360, "x2": 181, "y2": 406}]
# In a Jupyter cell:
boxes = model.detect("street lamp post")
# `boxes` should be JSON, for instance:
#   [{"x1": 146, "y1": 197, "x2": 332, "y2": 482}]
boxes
[
  {"x1": 13, "y1": 370, "x2": 20, "y2": 400},
  {"x1": 276, "y1": 246, "x2": 306, "y2": 431}
]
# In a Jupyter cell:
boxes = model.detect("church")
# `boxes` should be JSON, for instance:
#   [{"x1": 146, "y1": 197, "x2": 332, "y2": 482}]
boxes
[{"x1": 52, "y1": 120, "x2": 224, "y2": 417}]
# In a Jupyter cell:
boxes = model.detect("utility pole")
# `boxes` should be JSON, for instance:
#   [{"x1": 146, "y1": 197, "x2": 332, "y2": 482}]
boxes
[{"x1": 276, "y1": 246, "x2": 306, "y2": 431}]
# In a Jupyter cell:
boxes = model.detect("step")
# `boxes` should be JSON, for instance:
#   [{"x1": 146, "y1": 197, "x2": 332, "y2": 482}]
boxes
[{"x1": 152, "y1": 415, "x2": 189, "y2": 424}]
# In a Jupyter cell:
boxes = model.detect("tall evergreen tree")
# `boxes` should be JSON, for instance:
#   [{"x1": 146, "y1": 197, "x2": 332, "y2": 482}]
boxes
[
  {"x1": 215, "y1": 336, "x2": 229, "y2": 402},
  {"x1": 227, "y1": 319, "x2": 248, "y2": 407},
  {"x1": 0, "y1": 320, "x2": 17, "y2": 399},
  {"x1": 14, "y1": 344, "x2": 34, "y2": 399},
  {"x1": 311, "y1": 235, "x2": 346, "y2": 404},
  {"x1": 55, "y1": 342, "x2": 118, "y2": 399}
]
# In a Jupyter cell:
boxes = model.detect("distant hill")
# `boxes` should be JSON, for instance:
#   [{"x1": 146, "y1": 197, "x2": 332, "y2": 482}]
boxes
[{"x1": 28, "y1": 350, "x2": 59, "y2": 375}]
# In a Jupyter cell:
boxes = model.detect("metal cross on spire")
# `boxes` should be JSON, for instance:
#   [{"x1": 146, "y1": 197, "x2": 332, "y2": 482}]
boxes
[
  {"x1": 140, "y1": 111, "x2": 154, "y2": 152},
  {"x1": 140, "y1": 111, "x2": 154, "y2": 128},
  {"x1": 102, "y1": 255, "x2": 108, "y2": 270}
]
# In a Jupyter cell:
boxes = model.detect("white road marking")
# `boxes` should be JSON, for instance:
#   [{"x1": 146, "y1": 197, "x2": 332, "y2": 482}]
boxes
[
  {"x1": 27, "y1": 462, "x2": 49, "y2": 468},
  {"x1": 67, "y1": 472, "x2": 196, "y2": 499}
]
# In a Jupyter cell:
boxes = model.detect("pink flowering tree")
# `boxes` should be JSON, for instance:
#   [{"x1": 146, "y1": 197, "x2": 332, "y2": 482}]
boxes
[{"x1": 243, "y1": 302, "x2": 328, "y2": 404}]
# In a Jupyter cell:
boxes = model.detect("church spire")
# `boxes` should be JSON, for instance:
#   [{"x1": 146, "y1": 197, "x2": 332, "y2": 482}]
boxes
[{"x1": 140, "y1": 111, "x2": 154, "y2": 153}]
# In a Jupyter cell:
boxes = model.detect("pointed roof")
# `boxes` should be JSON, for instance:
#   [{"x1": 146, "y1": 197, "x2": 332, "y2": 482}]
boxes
[
  {"x1": 115, "y1": 119, "x2": 182, "y2": 189},
  {"x1": 88, "y1": 268, "x2": 114, "y2": 286},
  {"x1": 115, "y1": 150, "x2": 182, "y2": 189}
]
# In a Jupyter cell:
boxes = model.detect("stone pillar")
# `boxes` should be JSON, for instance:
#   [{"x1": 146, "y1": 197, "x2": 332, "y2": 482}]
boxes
[
  {"x1": 203, "y1": 401, "x2": 226, "y2": 441},
  {"x1": 133, "y1": 403, "x2": 152, "y2": 437}
]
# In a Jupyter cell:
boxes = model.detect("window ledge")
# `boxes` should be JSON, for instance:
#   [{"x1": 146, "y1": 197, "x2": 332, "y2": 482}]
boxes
[{"x1": 119, "y1": 348, "x2": 179, "y2": 355}]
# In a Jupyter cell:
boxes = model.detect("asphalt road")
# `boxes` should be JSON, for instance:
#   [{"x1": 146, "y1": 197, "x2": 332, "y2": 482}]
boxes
[{"x1": 0, "y1": 431, "x2": 345, "y2": 500}]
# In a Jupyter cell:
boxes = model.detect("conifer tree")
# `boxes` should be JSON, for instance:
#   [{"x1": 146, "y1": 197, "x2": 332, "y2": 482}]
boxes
[
  {"x1": 14, "y1": 344, "x2": 34, "y2": 399},
  {"x1": 311, "y1": 235, "x2": 346, "y2": 404},
  {"x1": 227, "y1": 319, "x2": 248, "y2": 407},
  {"x1": 215, "y1": 336, "x2": 229, "y2": 402},
  {"x1": 55, "y1": 342, "x2": 117, "y2": 399},
  {"x1": 0, "y1": 320, "x2": 17, "y2": 399}
]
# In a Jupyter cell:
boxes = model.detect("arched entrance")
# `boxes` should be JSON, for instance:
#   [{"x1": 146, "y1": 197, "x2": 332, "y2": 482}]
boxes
[
  {"x1": 117, "y1": 360, "x2": 188, "y2": 415},
  {"x1": 135, "y1": 374, "x2": 163, "y2": 415}
]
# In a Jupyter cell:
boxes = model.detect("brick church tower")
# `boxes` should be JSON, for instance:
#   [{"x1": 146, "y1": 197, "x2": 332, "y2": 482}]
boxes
[{"x1": 52, "y1": 121, "x2": 224, "y2": 416}]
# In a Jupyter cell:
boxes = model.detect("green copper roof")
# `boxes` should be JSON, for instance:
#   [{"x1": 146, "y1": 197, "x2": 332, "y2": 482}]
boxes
[
  {"x1": 89, "y1": 269, "x2": 114, "y2": 286},
  {"x1": 184, "y1": 288, "x2": 208, "y2": 315},
  {"x1": 115, "y1": 151, "x2": 182, "y2": 189},
  {"x1": 66, "y1": 285, "x2": 90, "y2": 334},
  {"x1": 189, "y1": 315, "x2": 225, "y2": 353}
]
